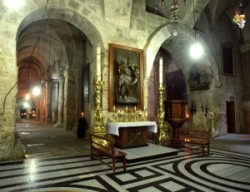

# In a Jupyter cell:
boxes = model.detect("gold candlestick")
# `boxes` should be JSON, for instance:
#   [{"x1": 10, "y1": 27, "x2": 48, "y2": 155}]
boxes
[
  {"x1": 156, "y1": 84, "x2": 170, "y2": 145},
  {"x1": 93, "y1": 79, "x2": 105, "y2": 134}
]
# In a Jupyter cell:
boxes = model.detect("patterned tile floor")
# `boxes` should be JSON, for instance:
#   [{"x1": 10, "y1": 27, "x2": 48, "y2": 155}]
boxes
[
  {"x1": 0, "y1": 148, "x2": 249, "y2": 192},
  {"x1": 0, "y1": 121, "x2": 249, "y2": 192}
]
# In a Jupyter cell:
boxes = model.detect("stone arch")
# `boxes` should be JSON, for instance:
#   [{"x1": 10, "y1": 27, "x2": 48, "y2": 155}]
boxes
[
  {"x1": 11, "y1": 3, "x2": 107, "y2": 130},
  {"x1": 16, "y1": 7, "x2": 103, "y2": 51},
  {"x1": 17, "y1": 58, "x2": 44, "y2": 95},
  {"x1": 145, "y1": 23, "x2": 221, "y2": 87},
  {"x1": 18, "y1": 57, "x2": 45, "y2": 87},
  {"x1": 17, "y1": 20, "x2": 67, "y2": 72}
]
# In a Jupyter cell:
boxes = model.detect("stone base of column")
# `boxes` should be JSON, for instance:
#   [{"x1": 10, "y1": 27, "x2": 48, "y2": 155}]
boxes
[{"x1": 54, "y1": 122, "x2": 63, "y2": 128}]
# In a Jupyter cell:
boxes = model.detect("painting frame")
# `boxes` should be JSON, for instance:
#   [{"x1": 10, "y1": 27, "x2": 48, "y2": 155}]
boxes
[
  {"x1": 187, "y1": 64, "x2": 211, "y2": 92},
  {"x1": 109, "y1": 43, "x2": 144, "y2": 111}
]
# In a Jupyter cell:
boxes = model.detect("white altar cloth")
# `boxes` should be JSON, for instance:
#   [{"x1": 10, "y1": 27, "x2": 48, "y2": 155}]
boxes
[{"x1": 108, "y1": 121, "x2": 158, "y2": 136}]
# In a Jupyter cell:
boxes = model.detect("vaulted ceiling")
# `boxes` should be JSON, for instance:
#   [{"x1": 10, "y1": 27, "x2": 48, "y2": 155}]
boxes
[
  {"x1": 145, "y1": 0, "x2": 249, "y2": 71},
  {"x1": 146, "y1": 0, "x2": 249, "y2": 42},
  {"x1": 16, "y1": 0, "x2": 250, "y2": 74}
]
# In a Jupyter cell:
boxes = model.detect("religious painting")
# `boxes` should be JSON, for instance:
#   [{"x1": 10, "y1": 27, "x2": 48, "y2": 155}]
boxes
[
  {"x1": 109, "y1": 43, "x2": 144, "y2": 111},
  {"x1": 222, "y1": 42, "x2": 235, "y2": 76},
  {"x1": 83, "y1": 64, "x2": 89, "y2": 102},
  {"x1": 187, "y1": 64, "x2": 212, "y2": 92}
]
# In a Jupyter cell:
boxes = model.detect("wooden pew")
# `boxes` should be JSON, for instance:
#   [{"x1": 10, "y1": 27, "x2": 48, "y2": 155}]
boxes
[
  {"x1": 90, "y1": 133, "x2": 127, "y2": 172},
  {"x1": 170, "y1": 128, "x2": 210, "y2": 155}
]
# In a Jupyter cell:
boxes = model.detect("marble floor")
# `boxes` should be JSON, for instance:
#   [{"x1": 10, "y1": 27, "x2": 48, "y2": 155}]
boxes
[{"x1": 0, "y1": 121, "x2": 249, "y2": 192}]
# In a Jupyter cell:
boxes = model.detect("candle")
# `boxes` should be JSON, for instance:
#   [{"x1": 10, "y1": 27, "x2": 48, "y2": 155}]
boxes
[
  {"x1": 134, "y1": 106, "x2": 137, "y2": 111},
  {"x1": 159, "y1": 57, "x2": 163, "y2": 84},
  {"x1": 96, "y1": 47, "x2": 101, "y2": 81},
  {"x1": 185, "y1": 104, "x2": 189, "y2": 119},
  {"x1": 113, "y1": 105, "x2": 116, "y2": 112}
]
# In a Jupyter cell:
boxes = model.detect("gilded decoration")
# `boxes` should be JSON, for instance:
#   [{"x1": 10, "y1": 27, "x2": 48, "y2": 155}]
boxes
[
  {"x1": 93, "y1": 79, "x2": 105, "y2": 134},
  {"x1": 109, "y1": 107, "x2": 147, "y2": 122},
  {"x1": 157, "y1": 85, "x2": 170, "y2": 145}
]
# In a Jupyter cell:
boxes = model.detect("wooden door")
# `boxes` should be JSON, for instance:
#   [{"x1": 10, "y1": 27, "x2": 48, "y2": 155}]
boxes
[{"x1": 226, "y1": 101, "x2": 236, "y2": 133}]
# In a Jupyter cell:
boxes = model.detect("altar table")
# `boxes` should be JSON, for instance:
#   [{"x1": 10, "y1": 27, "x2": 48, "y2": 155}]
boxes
[{"x1": 108, "y1": 121, "x2": 158, "y2": 149}]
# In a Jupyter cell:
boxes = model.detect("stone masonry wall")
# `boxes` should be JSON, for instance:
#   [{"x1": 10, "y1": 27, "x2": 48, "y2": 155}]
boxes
[{"x1": 0, "y1": 0, "x2": 245, "y2": 160}]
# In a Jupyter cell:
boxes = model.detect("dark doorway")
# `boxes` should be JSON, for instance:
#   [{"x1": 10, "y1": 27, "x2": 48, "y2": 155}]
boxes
[{"x1": 226, "y1": 101, "x2": 236, "y2": 133}]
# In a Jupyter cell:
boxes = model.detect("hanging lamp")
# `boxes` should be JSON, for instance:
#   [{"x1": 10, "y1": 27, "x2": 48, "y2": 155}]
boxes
[
  {"x1": 232, "y1": 0, "x2": 246, "y2": 29},
  {"x1": 189, "y1": 0, "x2": 204, "y2": 60}
]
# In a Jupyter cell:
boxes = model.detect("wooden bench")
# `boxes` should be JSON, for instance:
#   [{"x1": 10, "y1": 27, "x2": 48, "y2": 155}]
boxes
[
  {"x1": 90, "y1": 133, "x2": 127, "y2": 172},
  {"x1": 170, "y1": 128, "x2": 210, "y2": 155}
]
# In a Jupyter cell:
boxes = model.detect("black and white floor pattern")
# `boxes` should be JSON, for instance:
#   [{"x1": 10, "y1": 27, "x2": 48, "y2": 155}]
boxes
[{"x1": 0, "y1": 147, "x2": 249, "y2": 192}]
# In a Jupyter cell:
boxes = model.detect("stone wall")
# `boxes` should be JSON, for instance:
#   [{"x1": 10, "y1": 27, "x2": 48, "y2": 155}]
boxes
[{"x1": 0, "y1": 0, "x2": 246, "y2": 160}]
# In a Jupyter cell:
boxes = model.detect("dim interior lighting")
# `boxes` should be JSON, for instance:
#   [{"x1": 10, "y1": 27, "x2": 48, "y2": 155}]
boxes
[
  {"x1": 173, "y1": 28, "x2": 178, "y2": 36},
  {"x1": 232, "y1": 1, "x2": 246, "y2": 29},
  {"x1": 23, "y1": 102, "x2": 29, "y2": 108},
  {"x1": 4, "y1": 0, "x2": 25, "y2": 10},
  {"x1": 32, "y1": 86, "x2": 41, "y2": 97},
  {"x1": 25, "y1": 93, "x2": 31, "y2": 100},
  {"x1": 190, "y1": 42, "x2": 204, "y2": 60},
  {"x1": 189, "y1": 0, "x2": 204, "y2": 60},
  {"x1": 233, "y1": 11, "x2": 246, "y2": 29},
  {"x1": 170, "y1": 0, "x2": 179, "y2": 37}
]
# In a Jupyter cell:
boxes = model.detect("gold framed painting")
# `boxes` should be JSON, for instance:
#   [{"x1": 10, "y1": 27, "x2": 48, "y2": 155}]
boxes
[{"x1": 109, "y1": 43, "x2": 144, "y2": 111}]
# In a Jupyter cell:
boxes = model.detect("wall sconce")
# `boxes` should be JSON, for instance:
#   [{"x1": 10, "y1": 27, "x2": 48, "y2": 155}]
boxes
[{"x1": 185, "y1": 103, "x2": 190, "y2": 120}]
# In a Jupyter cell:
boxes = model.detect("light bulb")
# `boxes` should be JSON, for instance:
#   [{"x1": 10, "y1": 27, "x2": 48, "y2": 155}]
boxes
[
  {"x1": 4, "y1": 0, "x2": 25, "y2": 10},
  {"x1": 173, "y1": 29, "x2": 178, "y2": 36},
  {"x1": 32, "y1": 86, "x2": 41, "y2": 97},
  {"x1": 23, "y1": 102, "x2": 29, "y2": 108},
  {"x1": 190, "y1": 42, "x2": 204, "y2": 59},
  {"x1": 25, "y1": 93, "x2": 30, "y2": 100}
]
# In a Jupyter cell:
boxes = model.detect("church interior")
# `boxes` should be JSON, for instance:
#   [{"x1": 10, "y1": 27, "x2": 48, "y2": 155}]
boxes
[{"x1": 0, "y1": 0, "x2": 250, "y2": 191}]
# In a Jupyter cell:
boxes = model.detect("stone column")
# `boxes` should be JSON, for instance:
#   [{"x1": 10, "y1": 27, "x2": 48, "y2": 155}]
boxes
[
  {"x1": 42, "y1": 81, "x2": 48, "y2": 123},
  {"x1": 55, "y1": 73, "x2": 65, "y2": 128},
  {"x1": 51, "y1": 80, "x2": 59, "y2": 123},
  {"x1": 46, "y1": 80, "x2": 52, "y2": 123},
  {"x1": 63, "y1": 69, "x2": 69, "y2": 130}
]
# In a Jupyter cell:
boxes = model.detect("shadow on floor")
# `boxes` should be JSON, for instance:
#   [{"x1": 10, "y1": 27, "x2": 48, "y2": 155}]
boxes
[
  {"x1": 16, "y1": 120, "x2": 90, "y2": 159},
  {"x1": 210, "y1": 133, "x2": 250, "y2": 155},
  {"x1": 16, "y1": 120, "x2": 250, "y2": 159}
]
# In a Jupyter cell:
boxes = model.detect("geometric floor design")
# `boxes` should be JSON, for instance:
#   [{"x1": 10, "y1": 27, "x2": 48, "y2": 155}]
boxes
[{"x1": 1, "y1": 147, "x2": 249, "y2": 192}]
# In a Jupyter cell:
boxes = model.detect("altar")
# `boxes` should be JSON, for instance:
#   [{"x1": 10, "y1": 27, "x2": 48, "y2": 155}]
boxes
[{"x1": 108, "y1": 121, "x2": 158, "y2": 149}]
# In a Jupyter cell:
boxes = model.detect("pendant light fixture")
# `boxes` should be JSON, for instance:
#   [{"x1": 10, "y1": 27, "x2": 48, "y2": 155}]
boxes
[
  {"x1": 24, "y1": 1, "x2": 50, "y2": 100},
  {"x1": 171, "y1": 0, "x2": 179, "y2": 36},
  {"x1": 232, "y1": 0, "x2": 246, "y2": 29},
  {"x1": 189, "y1": 0, "x2": 204, "y2": 60}
]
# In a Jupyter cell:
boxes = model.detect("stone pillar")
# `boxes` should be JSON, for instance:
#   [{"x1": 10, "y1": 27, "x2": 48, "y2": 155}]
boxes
[
  {"x1": 46, "y1": 80, "x2": 52, "y2": 123},
  {"x1": 240, "y1": 44, "x2": 250, "y2": 133},
  {"x1": 42, "y1": 81, "x2": 48, "y2": 123},
  {"x1": 55, "y1": 74, "x2": 65, "y2": 128},
  {"x1": 51, "y1": 80, "x2": 59, "y2": 123},
  {"x1": 63, "y1": 70, "x2": 69, "y2": 130}
]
